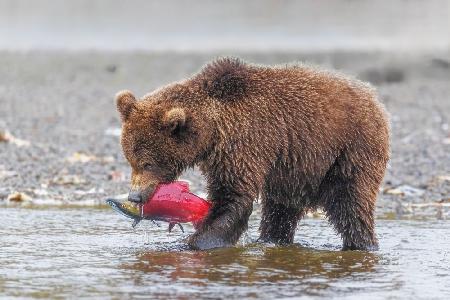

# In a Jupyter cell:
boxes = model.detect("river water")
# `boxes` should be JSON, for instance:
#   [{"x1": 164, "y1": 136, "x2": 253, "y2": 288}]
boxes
[{"x1": 1, "y1": 206, "x2": 449, "y2": 299}]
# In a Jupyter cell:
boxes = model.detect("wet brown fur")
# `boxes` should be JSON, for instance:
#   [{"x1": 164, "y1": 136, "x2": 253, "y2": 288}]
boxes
[{"x1": 116, "y1": 57, "x2": 390, "y2": 251}]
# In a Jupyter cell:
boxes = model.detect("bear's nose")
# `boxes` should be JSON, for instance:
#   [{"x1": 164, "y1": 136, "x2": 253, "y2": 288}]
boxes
[{"x1": 128, "y1": 190, "x2": 143, "y2": 203}]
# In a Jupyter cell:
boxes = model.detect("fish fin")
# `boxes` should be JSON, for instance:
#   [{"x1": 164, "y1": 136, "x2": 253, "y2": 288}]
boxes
[
  {"x1": 178, "y1": 223, "x2": 185, "y2": 233},
  {"x1": 132, "y1": 219, "x2": 141, "y2": 228},
  {"x1": 168, "y1": 222, "x2": 176, "y2": 232}
]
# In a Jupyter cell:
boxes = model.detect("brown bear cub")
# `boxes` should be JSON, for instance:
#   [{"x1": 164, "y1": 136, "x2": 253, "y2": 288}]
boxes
[{"x1": 116, "y1": 57, "x2": 390, "y2": 251}]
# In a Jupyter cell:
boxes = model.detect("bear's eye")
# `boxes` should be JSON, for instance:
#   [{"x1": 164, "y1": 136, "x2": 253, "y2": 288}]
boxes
[{"x1": 143, "y1": 164, "x2": 154, "y2": 172}]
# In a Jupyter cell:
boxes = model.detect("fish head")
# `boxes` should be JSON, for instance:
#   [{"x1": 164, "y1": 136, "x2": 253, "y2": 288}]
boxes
[{"x1": 105, "y1": 198, "x2": 142, "y2": 222}]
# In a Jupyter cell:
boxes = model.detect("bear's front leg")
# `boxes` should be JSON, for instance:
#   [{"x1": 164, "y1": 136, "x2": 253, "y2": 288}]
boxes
[{"x1": 188, "y1": 184, "x2": 255, "y2": 250}]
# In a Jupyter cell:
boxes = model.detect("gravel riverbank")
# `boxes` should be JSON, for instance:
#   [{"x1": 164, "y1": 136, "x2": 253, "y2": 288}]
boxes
[{"x1": 1, "y1": 50, "x2": 449, "y2": 218}]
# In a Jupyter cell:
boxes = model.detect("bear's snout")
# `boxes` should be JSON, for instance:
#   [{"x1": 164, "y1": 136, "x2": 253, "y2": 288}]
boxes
[
  {"x1": 128, "y1": 190, "x2": 143, "y2": 203},
  {"x1": 128, "y1": 170, "x2": 160, "y2": 203},
  {"x1": 128, "y1": 185, "x2": 155, "y2": 204}
]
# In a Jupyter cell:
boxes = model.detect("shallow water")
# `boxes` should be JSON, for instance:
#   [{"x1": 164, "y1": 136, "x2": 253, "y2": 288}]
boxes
[{"x1": 1, "y1": 207, "x2": 449, "y2": 299}]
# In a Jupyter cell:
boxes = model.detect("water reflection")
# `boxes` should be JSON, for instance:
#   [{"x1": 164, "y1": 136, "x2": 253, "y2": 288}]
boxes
[{"x1": 124, "y1": 245, "x2": 378, "y2": 290}]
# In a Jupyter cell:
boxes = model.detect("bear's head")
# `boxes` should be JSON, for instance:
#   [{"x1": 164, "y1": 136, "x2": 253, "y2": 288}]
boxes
[
  {"x1": 115, "y1": 88, "x2": 214, "y2": 203},
  {"x1": 116, "y1": 57, "x2": 252, "y2": 203}
]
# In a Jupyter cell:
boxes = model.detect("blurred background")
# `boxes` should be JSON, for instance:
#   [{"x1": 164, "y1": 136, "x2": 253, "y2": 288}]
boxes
[
  {"x1": 0, "y1": 1, "x2": 449, "y2": 298},
  {"x1": 1, "y1": 0, "x2": 449, "y2": 51}
]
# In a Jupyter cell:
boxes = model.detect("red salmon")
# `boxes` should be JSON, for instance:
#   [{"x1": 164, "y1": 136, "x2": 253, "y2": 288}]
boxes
[{"x1": 106, "y1": 181, "x2": 211, "y2": 232}]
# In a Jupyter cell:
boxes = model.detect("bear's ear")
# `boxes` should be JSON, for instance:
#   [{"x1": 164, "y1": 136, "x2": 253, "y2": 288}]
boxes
[
  {"x1": 116, "y1": 90, "x2": 137, "y2": 122},
  {"x1": 201, "y1": 57, "x2": 249, "y2": 101},
  {"x1": 163, "y1": 107, "x2": 187, "y2": 136}
]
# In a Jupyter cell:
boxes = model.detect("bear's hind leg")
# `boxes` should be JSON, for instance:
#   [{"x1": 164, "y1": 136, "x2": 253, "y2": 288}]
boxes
[
  {"x1": 258, "y1": 190, "x2": 305, "y2": 244},
  {"x1": 319, "y1": 155, "x2": 382, "y2": 251}
]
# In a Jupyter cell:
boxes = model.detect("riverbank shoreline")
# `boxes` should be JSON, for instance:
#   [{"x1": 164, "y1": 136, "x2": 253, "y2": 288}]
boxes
[{"x1": 1, "y1": 50, "x2": 449, "y2": 219}]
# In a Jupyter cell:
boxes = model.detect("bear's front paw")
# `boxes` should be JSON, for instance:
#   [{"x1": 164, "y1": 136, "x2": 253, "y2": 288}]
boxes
[{"x1": 188, "y1": 233, "x2": 232, "y2": 250}]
